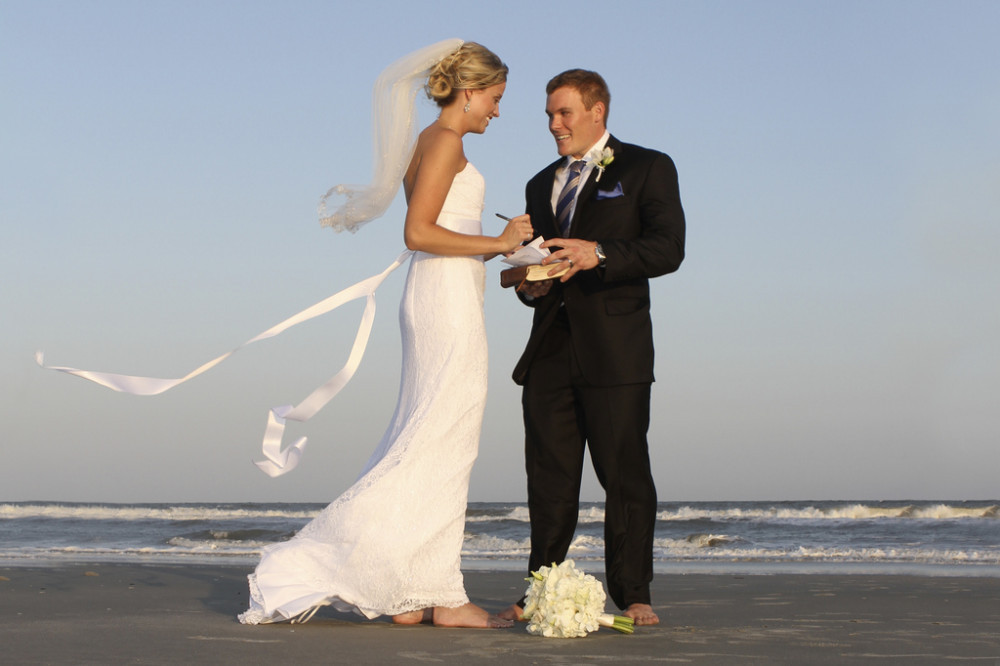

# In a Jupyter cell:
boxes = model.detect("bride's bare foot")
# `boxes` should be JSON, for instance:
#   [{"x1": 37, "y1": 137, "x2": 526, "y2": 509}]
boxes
[
  {"x1": 624, "y1": 603, "x2": 660, "y2": 626},
  {"x1": 392, "y1": 608, "x2": 432, "y2": 624},
  {"x1": 497, "y1": 603, "x2": 524, "y2": 622},
  {"x1": 433, "y1": 603, "x2": 513, "y2": 628}
]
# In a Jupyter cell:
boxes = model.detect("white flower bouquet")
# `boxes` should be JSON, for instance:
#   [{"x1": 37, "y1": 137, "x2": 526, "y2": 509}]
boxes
[{"x1": 521, "y1": 560, "x2": 635, "y2": 637}]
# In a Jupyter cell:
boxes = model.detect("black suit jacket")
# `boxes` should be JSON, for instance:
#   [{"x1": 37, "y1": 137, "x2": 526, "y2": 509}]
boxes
[{"x1": 513, "y1": 135, "x2": 685, "y2": 387}]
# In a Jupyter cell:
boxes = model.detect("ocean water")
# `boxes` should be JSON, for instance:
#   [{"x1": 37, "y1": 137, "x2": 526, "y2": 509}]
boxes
[{"x1": 2, "y1": 500, "x2": 998, "y2": 575}]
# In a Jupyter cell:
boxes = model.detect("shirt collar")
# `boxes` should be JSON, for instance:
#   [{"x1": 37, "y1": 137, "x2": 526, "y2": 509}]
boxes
[{"x1": 563, "y1": 130, "x2": 611, "y2": 170}]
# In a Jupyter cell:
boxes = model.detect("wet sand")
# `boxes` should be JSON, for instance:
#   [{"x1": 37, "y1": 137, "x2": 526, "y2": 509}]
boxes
[{"x1": 2, "y1": 564, "x2": 1000, "y2": 664}]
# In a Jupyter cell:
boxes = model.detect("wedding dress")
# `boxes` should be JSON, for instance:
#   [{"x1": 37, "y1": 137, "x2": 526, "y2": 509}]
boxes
[{"x1": 240, "y1": 162, "x2": 488, "y2": 623}]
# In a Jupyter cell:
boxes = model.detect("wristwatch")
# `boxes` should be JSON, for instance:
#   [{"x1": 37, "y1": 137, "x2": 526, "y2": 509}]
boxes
[{"x1": 594, "y1": 243, "x2": 607, "y2": 268}]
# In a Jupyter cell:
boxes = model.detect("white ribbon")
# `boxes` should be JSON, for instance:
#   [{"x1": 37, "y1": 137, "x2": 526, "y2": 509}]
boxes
[{"x1": 37, "y1": 250, "x2": 413, "y2": 477}]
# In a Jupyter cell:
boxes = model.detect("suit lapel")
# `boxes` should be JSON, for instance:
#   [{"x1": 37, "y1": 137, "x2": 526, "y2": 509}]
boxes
[
  {"x1": 534, "y1": 160, "x2": 562, "y2": 238},
  {"x1": 569, "y1": 135, "x2": 623, "y2": 237}
]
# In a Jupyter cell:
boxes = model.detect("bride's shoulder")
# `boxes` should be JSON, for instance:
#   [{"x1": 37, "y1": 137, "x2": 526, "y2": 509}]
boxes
[
  {"x1": 418, "y1": 124, "x2": 462, "y2": 152},
  {"x1": 414, "y1": 125, "x2": 465, "y2": 172}
]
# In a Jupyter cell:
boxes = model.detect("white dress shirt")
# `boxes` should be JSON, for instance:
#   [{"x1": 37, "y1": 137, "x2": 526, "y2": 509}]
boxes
[{"x1": 549, "y1": 130, "x2": 611, "y2": 225}]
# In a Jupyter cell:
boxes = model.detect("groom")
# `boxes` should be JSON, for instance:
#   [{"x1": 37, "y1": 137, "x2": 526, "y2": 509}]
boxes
[{"x1": 502, "y1": 70, "x2": 685, "y2": 625}]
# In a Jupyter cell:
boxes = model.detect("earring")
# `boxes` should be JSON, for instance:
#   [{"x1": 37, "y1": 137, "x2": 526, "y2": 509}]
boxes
[{"x1": 464, "y1": 101, "x2": 470, "y2": 113}]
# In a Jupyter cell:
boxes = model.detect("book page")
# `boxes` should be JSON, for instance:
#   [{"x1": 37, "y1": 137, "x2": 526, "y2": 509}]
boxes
[{"x1": 501, "y1": 236, "x2": 550, "y2": 267}]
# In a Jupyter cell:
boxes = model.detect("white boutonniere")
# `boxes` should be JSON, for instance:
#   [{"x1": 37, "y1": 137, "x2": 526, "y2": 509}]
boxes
[{"x1": 589, "y1": 147, "x2": 615, "y2": 182}]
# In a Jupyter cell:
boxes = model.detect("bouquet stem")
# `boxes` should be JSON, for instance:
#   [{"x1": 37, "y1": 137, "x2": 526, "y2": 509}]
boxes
[{"x1": 598, "y1": 613, "x2": 635, "y2": 634}]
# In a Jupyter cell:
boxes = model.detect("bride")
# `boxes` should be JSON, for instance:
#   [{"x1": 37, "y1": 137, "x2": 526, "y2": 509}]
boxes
[{"x1": 238, "y1": 40, "x2": 532, "y2": 628}]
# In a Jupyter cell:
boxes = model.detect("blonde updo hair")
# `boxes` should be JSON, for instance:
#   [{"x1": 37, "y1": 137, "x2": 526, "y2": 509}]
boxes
[{"x1": 425, "y1": 42, "x2": 508, "y2": 108}]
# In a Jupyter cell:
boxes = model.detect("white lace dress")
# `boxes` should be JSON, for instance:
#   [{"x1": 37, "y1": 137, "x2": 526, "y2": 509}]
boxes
[{"x1": 239, "y1": 163, "x2": 488, "y2": 623}]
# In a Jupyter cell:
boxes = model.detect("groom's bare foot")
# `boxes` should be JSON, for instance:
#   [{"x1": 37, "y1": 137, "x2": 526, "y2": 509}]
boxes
[
  {"x1": 624, "y1": 603, "x2": 660, "y2": 626},
  {"x1": 392, "y1": 608, "x2": 432, "y2": 624},
  {"x1": 497, "y1": 603, "x2": 524, "y2": 621},
  {"x1": 433, "y1": 603, "x2": 513, "y2": 628}
]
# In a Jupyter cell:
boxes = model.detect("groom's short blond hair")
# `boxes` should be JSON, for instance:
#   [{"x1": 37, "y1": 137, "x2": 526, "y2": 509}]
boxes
[{"x1": 546, "y1": 69, "x2": 611, "y2": 123}]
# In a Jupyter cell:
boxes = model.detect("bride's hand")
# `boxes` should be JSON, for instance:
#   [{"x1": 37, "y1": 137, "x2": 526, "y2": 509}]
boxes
[{"x1": 498, "y1": 214, "x2": 533, "y2": 253}]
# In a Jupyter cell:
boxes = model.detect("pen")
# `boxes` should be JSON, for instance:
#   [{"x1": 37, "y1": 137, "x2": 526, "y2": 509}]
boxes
[{"x1": 495, "y1": 213, "x2": 512, "y2": 221}]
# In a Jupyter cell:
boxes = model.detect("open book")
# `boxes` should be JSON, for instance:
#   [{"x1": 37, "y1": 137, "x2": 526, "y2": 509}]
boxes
[
  {"x1": 500, "y1": 237, "x2": 569, "y2": 289},
  {"x1": 500, "y1": 263, "x2": 570, "y2": 288}
]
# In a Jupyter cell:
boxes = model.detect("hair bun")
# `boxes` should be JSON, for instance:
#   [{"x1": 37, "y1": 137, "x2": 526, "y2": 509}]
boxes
[{"x1": 424, "y1": 42, "x2": 507, "y2": 108}]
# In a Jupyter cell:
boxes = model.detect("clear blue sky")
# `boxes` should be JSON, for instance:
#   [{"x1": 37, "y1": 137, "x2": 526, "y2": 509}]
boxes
[{"x1": 3, "y1": 0, "x2": 998, "y2": 502}]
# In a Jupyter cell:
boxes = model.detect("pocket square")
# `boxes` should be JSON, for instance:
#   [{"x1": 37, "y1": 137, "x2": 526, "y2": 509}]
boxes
[{"x1": 596, "y1": 182, "x2": 624, "y2": 199}]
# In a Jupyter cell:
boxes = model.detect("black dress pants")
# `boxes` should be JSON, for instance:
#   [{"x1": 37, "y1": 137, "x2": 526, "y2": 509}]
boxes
[{"x1": 521, "y1": 309, "x2": 656, "y2": 609}]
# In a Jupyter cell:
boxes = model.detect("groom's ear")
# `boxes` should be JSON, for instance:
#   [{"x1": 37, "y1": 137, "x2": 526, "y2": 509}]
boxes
[{"x1": 591, "y1": 101, "x2": 606, "y2": 126}]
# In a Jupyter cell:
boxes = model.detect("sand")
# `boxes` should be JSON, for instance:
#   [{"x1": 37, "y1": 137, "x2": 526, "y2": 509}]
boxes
[{"x1": 2, "y1": 564, "x2": 1000, "y2": 664}]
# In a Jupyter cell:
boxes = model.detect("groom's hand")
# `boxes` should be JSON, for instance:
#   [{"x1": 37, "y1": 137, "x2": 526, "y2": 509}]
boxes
[
  {"x1": 540, "y1": 238, "x2": 600, "y2": 281},
  {"x1": 518, "y1": 279, "x2": 552, "y2": 298}
]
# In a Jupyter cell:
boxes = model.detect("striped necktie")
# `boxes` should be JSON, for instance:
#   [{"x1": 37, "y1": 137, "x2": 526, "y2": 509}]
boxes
[{"x1": 555, "y1": 160, "x2": 586, "y2": 237}]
